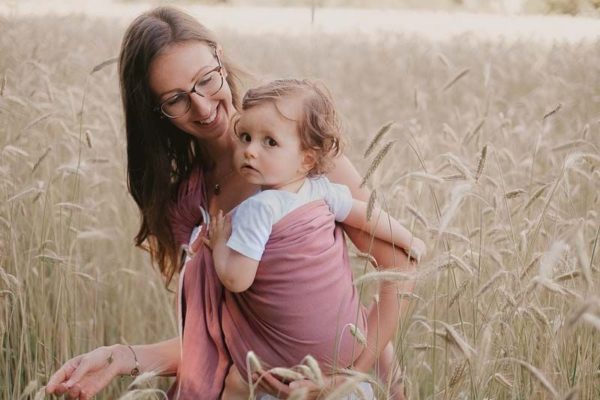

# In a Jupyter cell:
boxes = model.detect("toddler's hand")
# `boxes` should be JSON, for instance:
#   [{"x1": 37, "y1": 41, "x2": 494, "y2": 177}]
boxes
[{"x1": 202, "y1": 210, "x2": 232, "y2": 250}]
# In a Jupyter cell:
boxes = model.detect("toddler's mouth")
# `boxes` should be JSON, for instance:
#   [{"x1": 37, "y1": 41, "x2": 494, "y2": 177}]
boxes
[{"x1": 241, "y1": 163, "x2": 258, "y2": 172}]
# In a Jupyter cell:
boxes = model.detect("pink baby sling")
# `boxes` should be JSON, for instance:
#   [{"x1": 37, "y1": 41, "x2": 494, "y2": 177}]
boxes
[{"x1": 168, "y1": 169, "x2": 367, "y2": 399}]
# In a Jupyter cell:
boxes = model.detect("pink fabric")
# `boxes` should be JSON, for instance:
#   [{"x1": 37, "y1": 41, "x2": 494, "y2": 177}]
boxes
[
  {"x1": 222, "y1": 200, "x2": 367, "y2": 377},
  {"x1": 168, "y1": 168, "x2": 232, "y2": 399},
  {"x1": 168, "y1": 169, "x2": 367, "y2": 399}
]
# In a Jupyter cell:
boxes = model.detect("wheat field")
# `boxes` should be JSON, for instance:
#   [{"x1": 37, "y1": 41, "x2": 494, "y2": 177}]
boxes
[{"x1": 1, "y1": 11, "x2": 599, "y2": 400}]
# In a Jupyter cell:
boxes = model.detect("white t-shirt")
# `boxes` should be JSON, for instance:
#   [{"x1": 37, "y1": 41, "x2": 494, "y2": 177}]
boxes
[{"x1": 226, "y1": 176, "x2": 353, "y2": 261}]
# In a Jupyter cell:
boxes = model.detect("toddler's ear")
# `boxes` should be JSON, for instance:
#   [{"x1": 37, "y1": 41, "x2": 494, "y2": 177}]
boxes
[{"x1": 301, "y1": 150, "x2": 317, "y2": 174}]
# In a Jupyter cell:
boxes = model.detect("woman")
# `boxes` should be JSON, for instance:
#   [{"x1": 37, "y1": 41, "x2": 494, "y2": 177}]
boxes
[{"x1": 46, "y1": 6, "x2": 415, "y2": 399}]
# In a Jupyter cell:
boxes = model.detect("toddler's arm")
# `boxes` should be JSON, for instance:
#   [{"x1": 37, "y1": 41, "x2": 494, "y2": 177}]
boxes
[
  {"x1": 203, "y1": 210, "x2": 259, "y2": 293},
  {"x1": 342, "y1": 199, "x2": 426, "y2": 262}
]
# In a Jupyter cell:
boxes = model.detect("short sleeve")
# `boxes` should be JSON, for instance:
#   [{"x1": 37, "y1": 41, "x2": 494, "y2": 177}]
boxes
[
  {"x1": 312, "y1": 177, "x2": 353, "y2": 222},
  {"x1": 227, "y1": 197, "x2": 274, "y2": 261}
]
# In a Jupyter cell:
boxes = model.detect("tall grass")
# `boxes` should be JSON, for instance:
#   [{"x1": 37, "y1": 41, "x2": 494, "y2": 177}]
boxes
[
  {"x1": 1, "y1": 13, "x2": 599, "y2": 399},
  {"x1": 0, "y1": 16, "x2": 177, "y2": 398}
]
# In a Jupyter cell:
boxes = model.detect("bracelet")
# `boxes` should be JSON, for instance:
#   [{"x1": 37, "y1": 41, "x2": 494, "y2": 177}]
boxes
[{"x1": 126, "y1": 345, "x2": 140, "y2": 377}]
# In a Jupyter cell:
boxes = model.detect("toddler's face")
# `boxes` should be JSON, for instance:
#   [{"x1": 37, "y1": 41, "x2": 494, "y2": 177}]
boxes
[{"x1": 233, "y1": 98, "x2": 313, "y2": 190}]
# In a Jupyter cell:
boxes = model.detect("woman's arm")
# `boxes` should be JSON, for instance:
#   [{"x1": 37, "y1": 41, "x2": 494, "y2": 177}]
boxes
[
  {"x1": 342, "y1": 199, "x2": 427, "y2": 262},
  {"x1": 129, "y1": 338, "x2": 181, "y2": 376},
  {"x1": 46, "y1": 338, "x2": 181, "y2": 398},
  {"x1": 327, "y1": 155, "x2": 418, "y2": 373}
]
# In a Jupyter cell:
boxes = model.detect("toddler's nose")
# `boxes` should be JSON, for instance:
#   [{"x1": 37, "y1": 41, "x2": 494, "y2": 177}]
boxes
[{"x1": 244, "y1": 146, "x2": 256, "y2": 159}]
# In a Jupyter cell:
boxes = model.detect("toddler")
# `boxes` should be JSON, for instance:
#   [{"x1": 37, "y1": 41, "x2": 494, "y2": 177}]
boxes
[{"x1": 203, "y1": 79, "x2": 425, "y2": 399}]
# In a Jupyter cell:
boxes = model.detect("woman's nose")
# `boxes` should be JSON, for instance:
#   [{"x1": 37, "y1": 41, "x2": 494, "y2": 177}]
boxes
[{"x1": 189, "y1": 92, "x2": 213, "y2": 119}]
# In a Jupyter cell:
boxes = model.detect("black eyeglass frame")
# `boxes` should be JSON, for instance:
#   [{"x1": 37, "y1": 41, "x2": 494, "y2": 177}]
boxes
[{"x1": 154, "y1": 49, "x2": 224, "y2": 119}]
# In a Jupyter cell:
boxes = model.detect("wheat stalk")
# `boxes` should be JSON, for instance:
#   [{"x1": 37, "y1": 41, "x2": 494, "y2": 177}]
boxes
[
  {"x1": 443, "y1": 68, "x2": 470, "y2": 91},
  {"x1": 505, "y1": 188, "x2": 526, "y2": 199},
  {"x1": 552, "y1": 139, "x2": 590, "y2": 152},
  {"x1": 448, "y1": 361, "x2": 467, "y2": 388},
  {"x1": 366, "y1": 189, "x2": 377, "y2": 221},
  {"x1": 31, "y1": 147, "x2": 51, "y2": 173},
  {"x1": 268, "y1": 367, "x2": 305, "y2": 381},
  {"x1": 302, "y1": 355, "x2": 324, "y2": 386},
  {"x1": 349, "y1": 324, "x2": 367, "y2": 345},
  {"x1": 476, "y1": 270, "x2": 508, "y2": 297},
  {"x1": 91, "y1": 56, "x2": 118, "y2": 74},
  {"x1": 0, "y1": 74, "x2": 6, "y2": 96},
  {"x1": 498, "y1": 358, "x2": 559, "y2": 399},
  {"x1": 363, "y1": 121, "x2": 395, "y2": 158},
  {"x1": 474, "y1": 144, "x2": 488, "y2": 182},
  {"x1": 442, "y1": 173, "x2": 467, "y2": 181},
  {"x1": 523, "y1": 183, "x2": 550, "y2": 211},
  {"x1": 360, "y1": 140, "x2": 396, "y2": 187},
  {"x1": 23, "y1": 112, "x2": 54, "y2": 133},
  {"x1": 442, "y1": 153, "x2": 473, "y2": 179},
  {"x1": 520, "y1": 253, "x2": 543, "y2": 279},
  {"x1": 542, "y1": 103, "x2": 562, "y2": 121},
  {"x1": 406, "y1": 205, "x2": 429, "y2": 229},
  {"x1": 463, "y1": 118, "x2": 485, "y2": 145},
  {"x1": 353, "y1": 270, "x2": 416, "y2": 285},
  {"x1": 448, "y1": 280, "x2": 469, "y2": 307},
  {"x1": 437, "y1": 321, "x2": 476, "y2": 359},
  {"x1": 493, "y1": 373, "x2": 513, "y2": 388}
]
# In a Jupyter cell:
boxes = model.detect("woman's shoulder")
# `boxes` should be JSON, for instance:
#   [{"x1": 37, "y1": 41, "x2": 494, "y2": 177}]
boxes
[{"x1": 325, "y1": 155, "x2": 358, "y2": 185}]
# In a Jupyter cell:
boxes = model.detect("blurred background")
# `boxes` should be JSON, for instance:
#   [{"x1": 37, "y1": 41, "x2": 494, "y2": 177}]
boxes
[
  {"x1": 1, "y1": 0, "x2": 599, "y2": 399},
  {"x1": 3, "y1": 0, "x2": 600, "y2": 15}
]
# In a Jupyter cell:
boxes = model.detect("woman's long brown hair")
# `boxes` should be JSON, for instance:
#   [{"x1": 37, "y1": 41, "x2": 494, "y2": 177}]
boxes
[{"x1": 119, "y1": 6, "x2": 242, "y2": 285}]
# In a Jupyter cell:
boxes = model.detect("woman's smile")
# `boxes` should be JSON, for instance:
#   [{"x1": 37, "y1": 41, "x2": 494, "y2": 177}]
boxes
[
  {"x1": 197, "y1": 106, "x2": 218, "y2": 125},
  {"x1": 193, "y1": 102, "x2": 221, "y2": 127}
]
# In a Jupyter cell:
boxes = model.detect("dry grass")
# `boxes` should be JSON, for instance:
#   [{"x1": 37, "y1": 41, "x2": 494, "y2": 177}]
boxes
[{"x1": 1, "y1": 12, "x2": 599, "y2": 400}]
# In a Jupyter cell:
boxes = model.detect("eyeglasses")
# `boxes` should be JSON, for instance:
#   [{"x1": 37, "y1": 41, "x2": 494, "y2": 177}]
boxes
[{"x1": 155, "y1": 52, "x2": 224, "y2": 119}]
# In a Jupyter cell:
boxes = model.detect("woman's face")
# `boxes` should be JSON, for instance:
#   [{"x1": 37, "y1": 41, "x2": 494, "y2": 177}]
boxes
[{"x1": 148, "y1": 41, "x2": 235, "y2": 141}]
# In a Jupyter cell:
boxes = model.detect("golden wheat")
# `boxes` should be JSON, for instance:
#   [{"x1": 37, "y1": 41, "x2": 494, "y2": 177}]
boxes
[{"x1": 3, "y1": 11, "x2": 599, "y2": 400}]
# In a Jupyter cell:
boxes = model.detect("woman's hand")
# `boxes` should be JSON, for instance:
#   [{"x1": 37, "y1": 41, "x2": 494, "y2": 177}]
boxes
[
  {"x1": 253, "y1": 371, "x2": 350, "y2": 400},
  {"x1": 46, "y1": 345, "x2": 130, "y2": 399},
  {"x1": 252, "y1": 370, "x2": 293, "y2": 398},
  {"x1": 408, "y1": 237, "x2": 427, "y2": 263}
]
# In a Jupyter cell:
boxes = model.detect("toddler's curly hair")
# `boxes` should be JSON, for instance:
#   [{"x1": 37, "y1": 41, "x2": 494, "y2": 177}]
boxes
[{"x1": 240, "y1": 78, "x2": 343, "y2": 176}]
